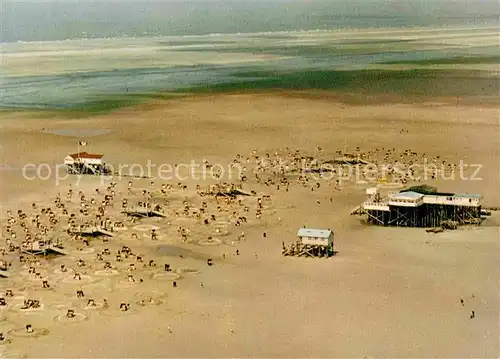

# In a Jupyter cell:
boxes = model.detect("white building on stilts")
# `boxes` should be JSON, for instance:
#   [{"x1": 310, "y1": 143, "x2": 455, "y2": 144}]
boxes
[{"x1": 64, "y1": 152, "x2": 110, "y2": 175}]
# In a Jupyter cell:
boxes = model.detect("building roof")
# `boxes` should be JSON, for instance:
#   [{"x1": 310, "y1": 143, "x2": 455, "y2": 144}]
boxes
[
  {"x1": 453, "y1": 193, "x2": 482, "y2": 199},
  {"x1": 401, "y1": 186, "x2": 482, "y2": 199},
  {"x1": 391, "y1": 191, "x2": 424, "y2": 200},
  {"x1": 297, "y1": 228, "x2": 333, "y2": 238},
  {"x1": 68, "y1": 152, "x2": 104, "y2": 159},
  {"x1": 401, "y1": 184, "x2": 438, "y2": 195}
]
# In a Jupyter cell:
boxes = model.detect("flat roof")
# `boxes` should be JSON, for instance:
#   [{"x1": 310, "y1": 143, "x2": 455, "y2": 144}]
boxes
[
  {"x1": 297, "y1": 228, "x2": 332, "y2": 238},
  {"x1": 453, "y1": 193, "x2": 482, "y2": 199},
  {"x1": 68, "y1": 152, "x2": 104, "y2": 159},
  {"x1": 391, "y1": 191, "x2": 424, "y2": 200},
  {"x1": 401, "y1": 186, "x2": 452, "y2": 196}
]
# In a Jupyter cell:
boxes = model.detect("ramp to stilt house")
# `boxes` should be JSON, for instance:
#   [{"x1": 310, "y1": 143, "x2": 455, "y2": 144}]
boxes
[
  {"x1": 350, "y1": 205, "x2": 365, "y2": 215},
  {"x1": 0, "y1": 270, "x2": 10, "y2": 278}
]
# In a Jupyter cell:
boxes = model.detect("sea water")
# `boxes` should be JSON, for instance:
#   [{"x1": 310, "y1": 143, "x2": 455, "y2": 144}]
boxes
[{"x1": 1, "y1": 24, "x2": 498, "y2": 109}]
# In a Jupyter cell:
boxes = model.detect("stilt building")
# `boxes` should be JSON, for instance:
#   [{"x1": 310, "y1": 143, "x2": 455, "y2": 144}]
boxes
[
  {"x1": 361, "y1": 185, "x2": 483, "y2": 227},
  {"x1": 282, "y1": 228, "x2": 335, "y2": 258},
  {"x1": 64, "y1": 152, "x2": 111, "y2": 175}
]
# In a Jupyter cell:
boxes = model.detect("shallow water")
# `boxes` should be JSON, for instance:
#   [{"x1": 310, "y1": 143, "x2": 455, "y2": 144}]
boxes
[
  {"x1": 43, "y1": 129, "x2": 112, "y2": 137},
  {"x1": 1, "y1": 26, "x2": 498, "y2": 109}
]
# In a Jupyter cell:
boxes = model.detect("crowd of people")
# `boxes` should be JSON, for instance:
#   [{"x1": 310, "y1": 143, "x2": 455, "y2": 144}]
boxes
[{"x1": 0, "y1": 146, "x2": 462, "y2": 343}]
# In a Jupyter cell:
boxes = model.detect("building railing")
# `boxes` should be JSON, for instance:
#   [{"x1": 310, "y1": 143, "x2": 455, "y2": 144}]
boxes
[
  {"x1": 422, "y1": 196, "x2": 482, "y2": 207},
  {"x1": 363, "y1": 201, "x2": 390, "y2": 211}
]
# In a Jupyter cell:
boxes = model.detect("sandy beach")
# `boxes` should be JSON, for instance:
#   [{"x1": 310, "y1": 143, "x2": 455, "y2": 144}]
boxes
[{"x1": 0, "y1": 91, "x2": 499, "y2": 358}]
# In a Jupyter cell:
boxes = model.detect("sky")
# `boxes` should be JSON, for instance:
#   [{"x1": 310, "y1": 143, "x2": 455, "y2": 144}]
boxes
[{"x1": 1, "y1": 0, "x2": 499, "y2": 42}]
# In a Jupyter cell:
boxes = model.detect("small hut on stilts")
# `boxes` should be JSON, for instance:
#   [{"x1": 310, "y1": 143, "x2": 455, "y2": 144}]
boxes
[{"x1": 282, "y1": 228, "x2": 335, "y2": 258}]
